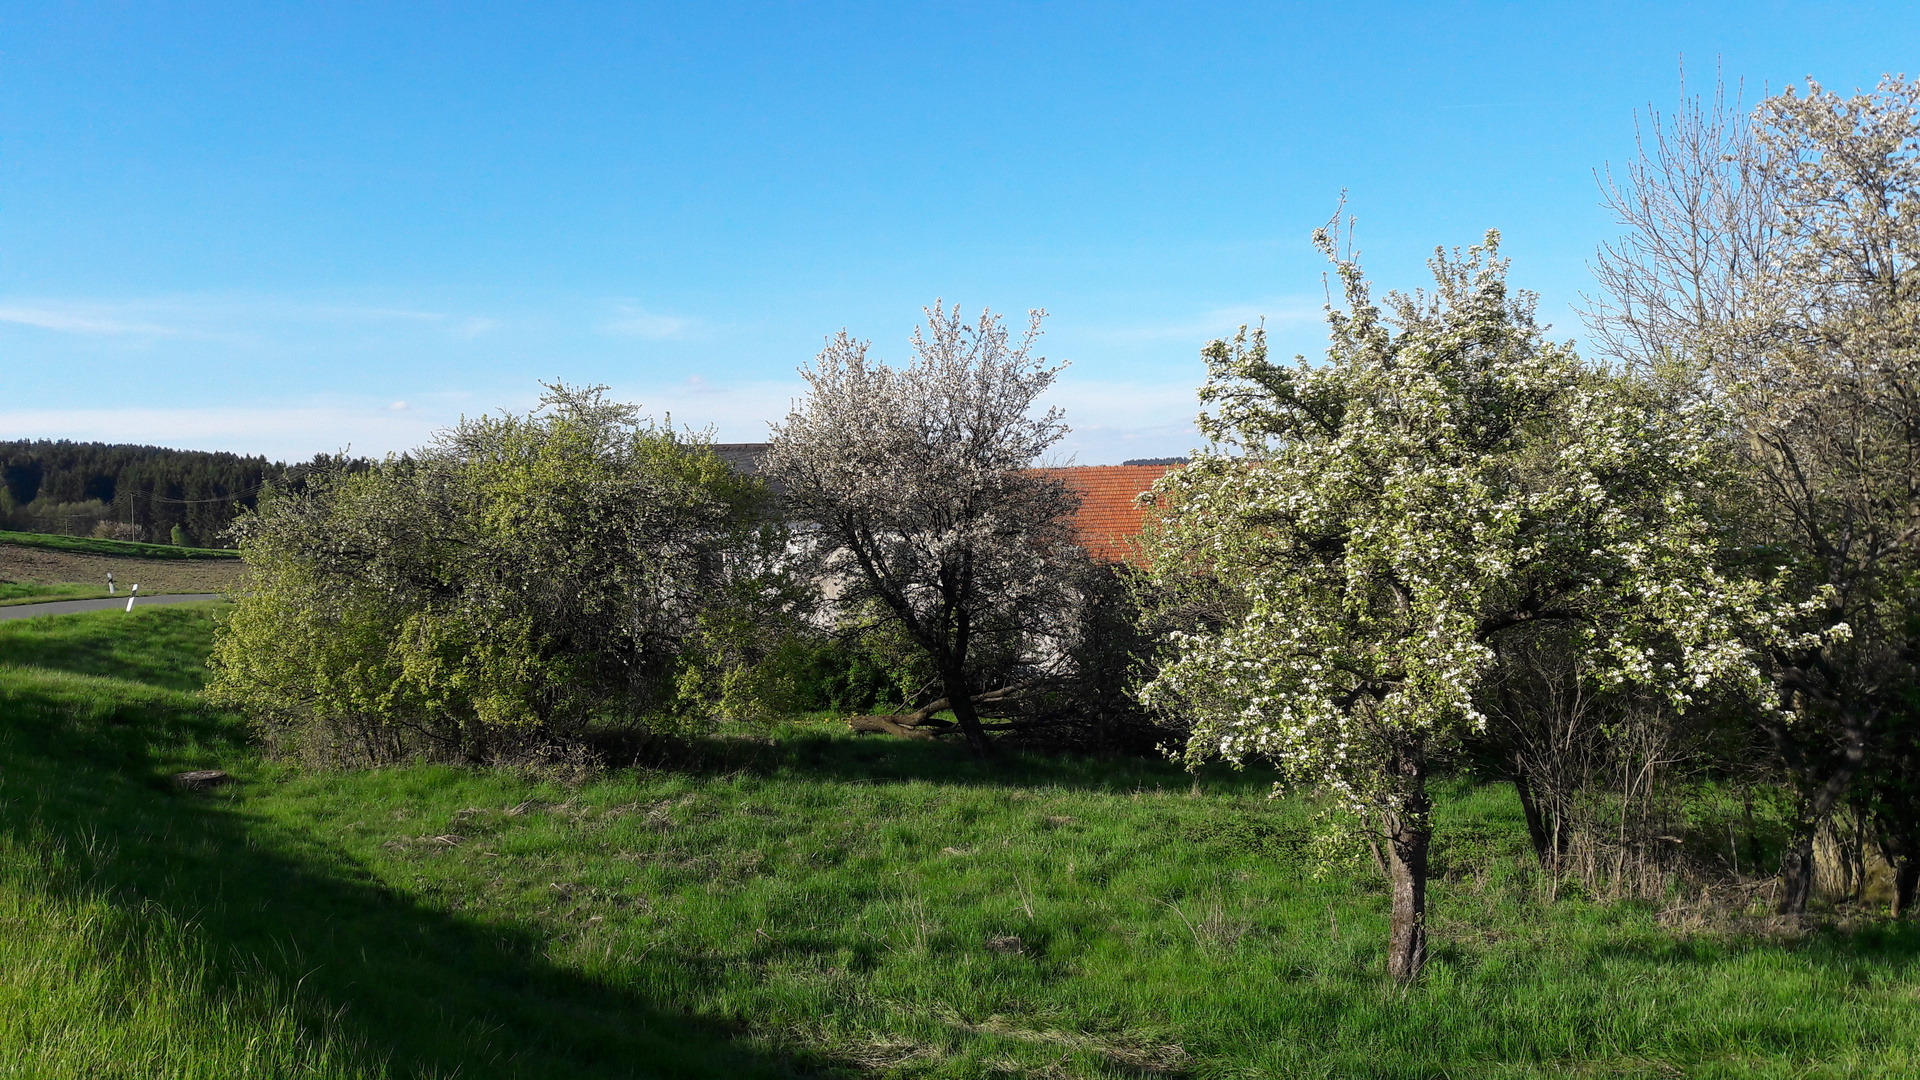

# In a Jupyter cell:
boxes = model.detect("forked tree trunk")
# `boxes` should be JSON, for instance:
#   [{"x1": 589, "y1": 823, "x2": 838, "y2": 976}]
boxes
[
  {"x1": 1779, "y1": 768, "x2": 1861, "y2": 916},
  {"x1": 1767, "y1": 708, "x2": 1871, "y2": 916},
  {"x1": 1384, "y1": 751, "x2": 1431, "y2": 983},
  {"x1": 941, "y1": 666, "x2": 994, "y2": 758}
]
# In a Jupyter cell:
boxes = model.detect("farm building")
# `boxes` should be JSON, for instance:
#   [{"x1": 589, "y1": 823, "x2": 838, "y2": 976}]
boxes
[{"x1": 707, "y1": 444, "x2": 1176, "y2": 561}]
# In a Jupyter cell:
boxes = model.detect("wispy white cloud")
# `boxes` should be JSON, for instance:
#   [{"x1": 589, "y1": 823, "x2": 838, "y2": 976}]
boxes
[
  {"x1": 0, "y1": 295, "x2": 505, "y2": 341},
  {"x1": 1034, "y1": 377, "x2": 1204, "y2": 463},
  {"x1": 296, "y1": 305, "x2": 447, "y2": 323},
  {"x1": 1040, "y1": 377, "x2": 1198, "y2": 428},
  {"x1": 0, "y1": 304, "x2": 178, "y2": 336},
  {"x1": 612, "y1": 377, "x2": 796, "y2": 438},
  {"x1": 600, "y1": 302, "x2": 694, "y2": 340}
]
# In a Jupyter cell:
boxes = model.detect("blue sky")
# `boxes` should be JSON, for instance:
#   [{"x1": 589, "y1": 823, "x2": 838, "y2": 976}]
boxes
[{"x1": 2, "y1": 2, "x2": 1914, "y2": 464}]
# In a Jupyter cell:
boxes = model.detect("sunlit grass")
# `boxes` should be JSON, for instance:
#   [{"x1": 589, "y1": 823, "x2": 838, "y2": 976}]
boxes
[
  {"x1": 0, "y1": 603, "x2": 224, "y2": 690},
  {"x1": 2, "y1": 608, "x2": 1919, "y2": 1077},
  {"x1": 0, "y1": 581, "x2": 110, "y2": 606},
  {"x1": 0, "y1": 824, "x2": 378, "y2": 1079}
]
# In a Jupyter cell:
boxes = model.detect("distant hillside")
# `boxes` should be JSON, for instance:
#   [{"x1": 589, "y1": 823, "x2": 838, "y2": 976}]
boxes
[{"x1": 0, "y1": 439, "x2": 287, "y2": 549}]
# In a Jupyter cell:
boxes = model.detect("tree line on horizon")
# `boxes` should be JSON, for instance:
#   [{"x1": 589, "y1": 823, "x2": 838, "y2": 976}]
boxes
[{"x1": 0, "y1": 440, "x2": 375, "y2": 548}]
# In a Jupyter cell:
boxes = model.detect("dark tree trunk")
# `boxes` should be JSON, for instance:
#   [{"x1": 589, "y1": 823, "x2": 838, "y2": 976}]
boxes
[
  {"x1": 1778, "y1": 759, "x2": 1865, "y2": 915},
  {"x1": 1384, "y1": 750, "x2": 1431, "y2": 983},
  {"x1": 1877, "y1": 821, "x2": 1920, "y2": 918},
  {"x1": 462, "y1": 715, "x2": 491, "y2": 765},
  {"x1": 942, "y1": 667, "x2": 994, "y2": 758},
  {"x1": 1779, "y1": 828, "x2": 1817, "y2": 915},
  {"x1": 1894, "y1": 857, "x2": 1920, "y2": 918},
  {"x1": 1510, "y1": 766, "x2": 1553, "y2": 867},
  {"x1": 1742, "y1": 785, "x2": 1764, "y2": 874},
  {"x1": 1761, "y1": 693, "x2": 1874, "y2": 916}
]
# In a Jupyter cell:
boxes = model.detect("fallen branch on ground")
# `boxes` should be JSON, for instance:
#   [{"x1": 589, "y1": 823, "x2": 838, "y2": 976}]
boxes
[{"x1": 845, "y1": 680, "x2": 1045, "y2": 738}]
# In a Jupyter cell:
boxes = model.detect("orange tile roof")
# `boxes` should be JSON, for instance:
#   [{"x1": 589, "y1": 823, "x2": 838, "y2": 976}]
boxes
[{"x1": 1035, "y1": 465, "x2": 1180, "y2": 562}]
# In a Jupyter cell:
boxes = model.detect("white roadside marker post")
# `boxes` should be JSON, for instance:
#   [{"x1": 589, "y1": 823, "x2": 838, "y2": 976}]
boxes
[
  {"x1": 126, "y1": 583, "x2": 139, "y2": 613},
  {"x1": 107, "y1": 572, "x2": 116, "y2": 596}
]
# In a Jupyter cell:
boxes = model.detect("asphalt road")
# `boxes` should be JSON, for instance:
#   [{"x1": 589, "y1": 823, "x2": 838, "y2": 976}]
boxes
[{"x1": 0, "y1": 594, "x2": 224, "y2": 621}]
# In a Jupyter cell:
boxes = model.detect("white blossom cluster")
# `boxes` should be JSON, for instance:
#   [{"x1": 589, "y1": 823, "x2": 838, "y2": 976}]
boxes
[
  {"x1": 763, "y1": 303, "x2": 1085, "y2": 718},
  {"x1": 1140, "y1": 233, "x2": 1826, "y2": 814}
]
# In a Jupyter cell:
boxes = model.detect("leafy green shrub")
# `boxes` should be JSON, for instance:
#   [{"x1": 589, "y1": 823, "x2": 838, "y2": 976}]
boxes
[
  {"x1": 670, "y1": 613, "x2": 933, "y2": 722},
  {"x1": 765, "y1": 636, "x2": 915, "y2": 714},
  {"x1": 208, "y1": 384, "x2": 801, "y2": 764},
  {"x1": 794, "y1": 639, "x2": 907, "y2": 712}
]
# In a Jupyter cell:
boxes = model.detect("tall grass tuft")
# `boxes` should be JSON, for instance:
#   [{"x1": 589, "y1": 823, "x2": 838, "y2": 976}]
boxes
[{"x1": 0, "y1": 827, "x2": 379, "y2": 1079}]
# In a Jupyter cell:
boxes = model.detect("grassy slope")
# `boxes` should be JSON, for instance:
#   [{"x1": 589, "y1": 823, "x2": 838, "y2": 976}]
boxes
[
  {"x1": 2, "y1": 609, "x2": 1918, "y2": 1078},
  {"x1": 0, "y1": 607, "x2": 371, "y2": 1076},
  {"x1": 0, "y1": 529, "x2": 239, "y2": 560},
  {"x1": 0, "y1": 582, "x2": 111, "y2": 606}
]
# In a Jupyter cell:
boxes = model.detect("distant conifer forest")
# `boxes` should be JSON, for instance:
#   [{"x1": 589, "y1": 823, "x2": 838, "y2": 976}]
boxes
[{"x1": 0, "y1": 440, "x2": 296, "y2": 548}]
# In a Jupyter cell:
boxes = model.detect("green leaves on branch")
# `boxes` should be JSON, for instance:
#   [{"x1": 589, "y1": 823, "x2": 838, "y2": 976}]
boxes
[{"x1": 207, "y1": 383, "x2": 800, "y2": 763}]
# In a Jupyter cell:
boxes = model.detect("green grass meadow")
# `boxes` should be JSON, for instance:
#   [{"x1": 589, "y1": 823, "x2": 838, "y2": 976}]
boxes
[
  {"x1": 3, "y1": 606, "x2": 1919, "y2": 1077},
  {"x1": 0, "y1": 582, "x2": 111, "y2": 606}
]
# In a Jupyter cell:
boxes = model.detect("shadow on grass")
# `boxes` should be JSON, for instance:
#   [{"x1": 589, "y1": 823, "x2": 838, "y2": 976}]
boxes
[
  {"x1": 0, "y1": 604, "x2": 222, "y2": 692},
  {"x1": 0, "y1": 672, "x2": 842, "y2": 1080},
  {"x1": 1576, "y1": 911, "x2": 1920, "y2": 972},
  {"x1": 595, "y1": 722, "x2": 1283, "y2": 797}
]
